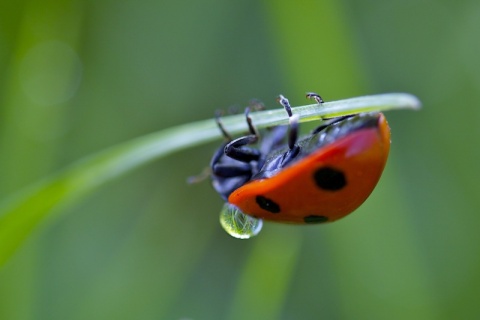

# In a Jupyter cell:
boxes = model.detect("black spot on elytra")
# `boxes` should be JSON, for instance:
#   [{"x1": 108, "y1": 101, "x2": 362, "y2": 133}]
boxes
[
  {"x1": 256, "y1": 196, "x2": 281, "y2": 213},
  {"x1": 304, "y1": 215, "x2": 329, "y2": 224},
  {"x1": 313, "y1": 167, "x2": 346, "y2": 191}
]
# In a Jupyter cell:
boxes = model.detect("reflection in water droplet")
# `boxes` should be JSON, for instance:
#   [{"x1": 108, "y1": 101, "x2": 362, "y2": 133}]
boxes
[{"x1": 219, "y1": 203, "x2": 263, "y2": 239}]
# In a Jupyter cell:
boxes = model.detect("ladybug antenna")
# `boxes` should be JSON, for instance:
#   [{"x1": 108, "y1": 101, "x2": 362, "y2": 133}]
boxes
[
  {"x1": 277, "y1": 94, "x2": 292, "y2": 117},
  {"x1": 186, "y1": 167, "x2": 212, "y2": 184},
  {"x1": 306, "y1": 92, "x2": 324, "y2": 104}
]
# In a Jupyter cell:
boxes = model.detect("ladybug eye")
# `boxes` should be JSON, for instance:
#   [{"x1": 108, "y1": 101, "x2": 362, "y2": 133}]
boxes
[{"x1": 219, "y1": 203, "x2": 263, "y2": 239}]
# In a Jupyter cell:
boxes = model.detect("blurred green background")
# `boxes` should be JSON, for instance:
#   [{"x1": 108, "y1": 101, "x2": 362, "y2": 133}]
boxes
[{"x1": 0, "y1": 0, "x2": 479, "y2": 319}]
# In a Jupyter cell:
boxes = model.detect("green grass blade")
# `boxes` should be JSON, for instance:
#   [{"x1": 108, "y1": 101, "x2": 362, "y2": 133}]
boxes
[
  {"x1": 226, "y1": 229, "x2": 303, "y2": 320},
  {"x1": 214, "y1": 92, "x2": 420, "y2": 130},
  {"x1": 0, "y1": 93, "x2": 420, "y2": 267}
]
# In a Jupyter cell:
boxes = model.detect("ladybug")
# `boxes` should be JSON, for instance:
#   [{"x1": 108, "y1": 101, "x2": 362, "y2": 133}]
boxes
[{"x1": 210, "y1": 93, "x2": 390, "y2": 224}]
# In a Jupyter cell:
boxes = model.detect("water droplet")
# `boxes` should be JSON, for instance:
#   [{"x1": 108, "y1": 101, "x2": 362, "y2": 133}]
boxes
[{"x1": 219, "y1": 203, "x2": 263, "y2": 239}]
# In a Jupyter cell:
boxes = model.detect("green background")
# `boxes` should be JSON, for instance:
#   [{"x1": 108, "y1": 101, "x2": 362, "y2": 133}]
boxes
[{"x1": 0, "y1": 0, "x2": 478, "y2": 319}]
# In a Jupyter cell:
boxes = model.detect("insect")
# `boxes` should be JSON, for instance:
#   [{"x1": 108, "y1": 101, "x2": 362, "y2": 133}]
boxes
[{"x1": 210, "y1": 93, "x2": 390, "y2": 224}]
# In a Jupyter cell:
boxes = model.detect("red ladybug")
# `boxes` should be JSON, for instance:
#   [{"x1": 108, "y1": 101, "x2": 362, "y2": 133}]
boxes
[{"x1": 210, "y1": 93, "x2": 390, "y2": 224}]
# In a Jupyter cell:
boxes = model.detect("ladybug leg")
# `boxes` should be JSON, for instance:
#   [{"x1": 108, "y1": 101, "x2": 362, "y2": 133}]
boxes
[
  {"x1": 211, "y1": 142, "x2": 254, "y2": 177},
  {"x1": 215, "y1": 110, "x2": 233, "y2": 141},
  {"x1": 306, "y1": 92, "x2": 324, "y2": 104},
  {"x1": 224, "y1": 136, "x2": 261, "y2": 162},
  {"x1": 212, "y1": 162, "x2": 253, "y2": 177},
  {"x1": 275, "y1": 94, "x2": 299, "y2": 150},
  {"x1": 281, "y1": 114, "x2": 300, "y2": 166},
  {"x1": 275, "y1": 94, "x2": 301, "y2": 166},
  {"x1": 244, "y1": 107, "x2": 260, "y2": 138},
  {"x1": 210, "y1": 142, "x2": 251, "y2": 179},
  {"x1": 311, "y1": 115, "x2": 352, "y2": 134},
  {"x1": 190, "y1": 114, "x2": 232, "y2": 184},
  {"x1": 277, "y1": 94, "x2": 292, "y2": 116},
  {"x1": 210, "y1": 142, "x2": 228, "y2": 167},
  {"x1": 224, "y1": 107, "x2": 261, "y2": 163},
  {"x1": 209, "y1": 141, "x2": 253, "y2": 199},
  {"x1": 216, "y1": 106, "x2": 259, "y2": 142},
  {"x1": 288, "y1": 114, "x2": 299, "y2": 150}
]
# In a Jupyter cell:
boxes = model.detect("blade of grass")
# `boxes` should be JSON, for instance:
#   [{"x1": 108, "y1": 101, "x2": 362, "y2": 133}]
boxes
[
  {"x1": 0, "y1": 2, "x2": 85, "y2": 319},
  {"x1": 0, "y1": 93, "x2": 420, "y2": 267},
  {"x1": 226, "y1": 229, "x2": 303, "y2": 320}
]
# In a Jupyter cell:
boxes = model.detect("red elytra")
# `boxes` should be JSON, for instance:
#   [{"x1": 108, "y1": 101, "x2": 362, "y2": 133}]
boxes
[{"x1": 227, "y1": 113, "x2": 391, "y2": 224}]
